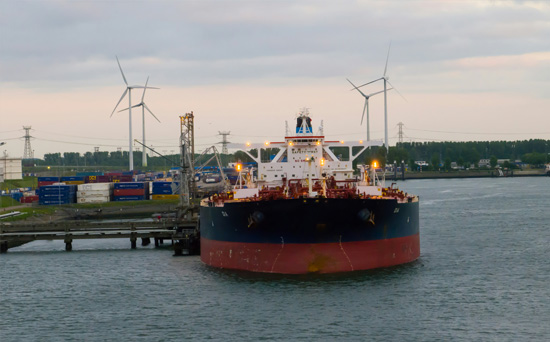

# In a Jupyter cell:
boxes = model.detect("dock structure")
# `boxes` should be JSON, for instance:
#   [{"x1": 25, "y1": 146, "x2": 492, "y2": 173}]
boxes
[{"x1": 0, "y1": 219, "x2": 199, "y2": 255}]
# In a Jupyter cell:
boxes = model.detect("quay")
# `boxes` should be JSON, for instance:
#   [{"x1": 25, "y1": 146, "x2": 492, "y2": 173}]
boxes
[{"x1": 0, "y1": 218, "x2": 199, "y2": 255}]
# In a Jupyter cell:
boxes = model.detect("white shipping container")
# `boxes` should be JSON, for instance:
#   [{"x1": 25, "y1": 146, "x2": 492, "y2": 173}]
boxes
[
  {"x1": 77, "y1": 196, "x2": 111, "y2": 204},
  {"x1": 78, "y1": 183, "x2": 113, "y2": 191},
  {"x1": 77, "y1": 190, "x2": 112, "y2": 198}
]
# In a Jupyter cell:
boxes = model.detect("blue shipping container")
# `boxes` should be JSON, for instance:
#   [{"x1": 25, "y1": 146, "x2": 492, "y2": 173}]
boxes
[
  {"x1": 39, "y1": 199, "x2": 73, "y2": 205},
  {"x1": 113, "y1": 195, "x2": 146, "y2": 201},
  {"x1": 38, "y1": 177, "x2": 60, "y2": 182},
  {"x1": 38, "y1": 185, "x2": 77, "y2": 193},
  {"x1": 113, "y1": 182, "x2": 148, "y2": 190},
  {"x1": 11, "y1": 193, "x2": 23, "y2": 201},
  {"x1": 152, "y1": 188, "x2": 174, "y2": 195},
  {"x1": 61, "y1": 176, "x2": 85, "y2": 182}
]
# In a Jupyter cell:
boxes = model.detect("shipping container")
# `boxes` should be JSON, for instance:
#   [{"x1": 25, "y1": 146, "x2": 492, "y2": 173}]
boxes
[
  {"x1": 77, "y1": 190, "x2": 112, "y2": 198},
  {"x1": 37, "y1": 181, "x2": 57, "y2": 188},
  {"x1": 78, "y1": 183, "x2": 113, "y2": 191},
  {"x1": 113, "y1": 195, "x2": 146, "y2": 201},
  {"x1": 61, "y1": 176, "x2": 85, "y2": 182},
  {"x1": 111, "y1": 175, "x2": 133, "y2": 182},
  {"x1": 113, "y1": 189, "x2": 146, "y2": 196},
  {"x1": 113, "y1": 182, "x2": 149, "y2": 190},
  {"x1": 38, "y1": 177, "x2": 60, "y2": 182},
  {"x1": 20, "y1": 195, "x2": 39, "y2": 203},
  {"x1": 77, "y1": 196, "x2": 111, "y2": 204},
  {"x1": 10, "y1": 193, "x2": 23, "y2": 201},
  {"x1": 38, "y1": 185, "x2": 77, "y2": 204},
  {"x1": 63, "y1": 181, "x2": 85, "y2": 185},
  {"x1": 85, "y1": 175, "x2": 111, "y2": 183},
  {"x1": 38, "y1": 184, "x2": 77, "y2": 193},
  {"x1": 39, "y1": 199, "x2": 73, "y2": 205}
]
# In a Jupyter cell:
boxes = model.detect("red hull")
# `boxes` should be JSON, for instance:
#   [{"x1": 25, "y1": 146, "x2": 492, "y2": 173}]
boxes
[{"x1": 201, "y1": 234, "x2": 420, "y2": 274}]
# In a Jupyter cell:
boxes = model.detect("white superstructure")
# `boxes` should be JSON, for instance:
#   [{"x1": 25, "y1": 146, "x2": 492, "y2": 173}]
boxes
[{"x1": 235, "y1": 109, "x2": 383, "y2": 196}]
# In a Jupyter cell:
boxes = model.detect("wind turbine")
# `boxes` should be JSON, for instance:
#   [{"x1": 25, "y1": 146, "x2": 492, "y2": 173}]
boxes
[
  {"x1": 347, "y1": 78, "x2": 390, "y2": 142},
  {"x1": 110, "y1": 56, "x2": 157, "y2": 171},
  {"x1": 118, "y1": 76, "x2": 160, "y2": 168},
  {"x1": 355, "y1": 43, "x2": 405, "y2": 150}
]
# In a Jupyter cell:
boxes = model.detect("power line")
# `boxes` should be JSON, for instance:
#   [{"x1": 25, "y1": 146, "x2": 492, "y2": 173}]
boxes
[{"x1": 405, "y1": 127, "x2": 550, "y2": 135}]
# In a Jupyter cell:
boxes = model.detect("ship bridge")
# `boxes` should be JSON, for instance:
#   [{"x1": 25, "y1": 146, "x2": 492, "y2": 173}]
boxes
[{"x1": 228, "y1": 110, "x2": 383, "y2": 186}]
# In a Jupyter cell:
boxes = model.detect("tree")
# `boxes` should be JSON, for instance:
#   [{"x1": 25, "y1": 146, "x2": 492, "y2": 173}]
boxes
[
  {"x1": 490, "y1": 155, "x2": 498, "y2": 168},
  {"x1": 444, "y1": 157, "x2": 452, "y2": 171},
  {"x1": 430, "y1": 153, "x2": 440, "y2": 171}
]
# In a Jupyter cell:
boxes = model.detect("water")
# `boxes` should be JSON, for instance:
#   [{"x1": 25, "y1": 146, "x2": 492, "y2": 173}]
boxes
[{"x1": 1, "y1": 178, "x2": 549, "y2": 341}]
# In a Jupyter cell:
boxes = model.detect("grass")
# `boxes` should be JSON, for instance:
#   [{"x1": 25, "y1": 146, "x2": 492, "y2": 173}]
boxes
[
  {"x1": 1, "y1": 176, "x2": 37, "y2": 190},
  {"x1": 0, "y1": 205, "x2": 58, "y2": 222},
  {"x1": 0, "y1": 196, "x2": 21, "y2": 208}
]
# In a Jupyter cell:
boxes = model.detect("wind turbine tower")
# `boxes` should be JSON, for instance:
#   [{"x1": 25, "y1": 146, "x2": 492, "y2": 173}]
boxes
[
  {"x1": 110, "y1": 56, "x2": 157, "y2": 171},
  {"x1": 347, "y1": 79, "x2": 388, "y2": 142},
  {"x1": 356, "y1": 43, "x2": 405, "y2": 150},
  {"x1": 218, "y1": 131, "x2": 231, "y2": 154},
  {"x1": 23, "y1": 126, "x2": 33, "y2": 159},
  {"x1": 118, "y1": 76, "x2": 160, "y2": 168}
]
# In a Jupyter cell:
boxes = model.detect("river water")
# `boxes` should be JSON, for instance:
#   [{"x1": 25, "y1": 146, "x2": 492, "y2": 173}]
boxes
[{"x1": 1, "y1": 177, "x2": 549, "y2": 341}]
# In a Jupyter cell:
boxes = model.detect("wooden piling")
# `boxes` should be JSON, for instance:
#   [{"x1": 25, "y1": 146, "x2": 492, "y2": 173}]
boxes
[{"x1": 0, "y1": 241, "x2": 7, "y2": 253}]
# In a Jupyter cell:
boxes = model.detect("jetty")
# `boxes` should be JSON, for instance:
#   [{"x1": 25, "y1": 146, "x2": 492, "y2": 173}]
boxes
[{"x1": 0, "y1": 218, "x2": 199, "y2": 255}]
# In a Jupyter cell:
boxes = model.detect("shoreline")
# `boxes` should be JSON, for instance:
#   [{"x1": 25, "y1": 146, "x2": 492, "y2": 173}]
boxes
[{"x1": 386, "y1": 170, "x2": 548, "y2": 180}]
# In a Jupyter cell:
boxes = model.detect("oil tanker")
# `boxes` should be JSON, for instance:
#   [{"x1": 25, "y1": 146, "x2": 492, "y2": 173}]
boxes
[{"x1": 200, "y1": 110, "x2": 419, "y2": 274}]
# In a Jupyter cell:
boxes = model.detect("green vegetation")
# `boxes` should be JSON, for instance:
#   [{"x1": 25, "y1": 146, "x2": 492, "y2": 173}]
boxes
[
  {"x1": 1, "y1": 176, "x2": 37, "y2": 190},
  {"x1": 22, "y1": 139, "x2": 550, "y2": 175},
  {"x1": 0, "y1": 206, "x2": 58, "y2": 222}
]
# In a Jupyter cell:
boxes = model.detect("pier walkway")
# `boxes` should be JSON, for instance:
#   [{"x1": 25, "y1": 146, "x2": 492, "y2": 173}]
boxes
[{"x1": 0, "y1": 219, "x2": 198, "y2": 254}]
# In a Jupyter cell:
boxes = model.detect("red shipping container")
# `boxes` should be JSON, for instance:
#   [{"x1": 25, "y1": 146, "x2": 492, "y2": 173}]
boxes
[
  {"x1": 85, "y1": 175, "x2": 112, "y2": 183},
  {"x1": 38, "y1": 181, "x2": 57, "y2": 188},
  {"x1": 20, "y1": 195, "x2": 39, "y2": 203},
  {"x1": 112, "y1": 175, "x2": 133, "y2": 182},
  {"x1": 114, "y1": 189, "x2": 146, "y2": 196}
]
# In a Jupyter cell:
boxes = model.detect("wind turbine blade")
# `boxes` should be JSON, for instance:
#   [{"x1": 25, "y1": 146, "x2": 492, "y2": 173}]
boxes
[
  {"x1": 386, "y1": 80, "x2": 406, "y2": 101},
  {"x1": 116, "y1": 56, "x2": 128, "y2": 86},
  {"x1": 117, "y1": 103, "x2": 143, "y2": 113},
  {"x1": 144, "y1": 103, "x2": 161, "y2": 123},
  {"x1": 347, "y1": 78, "x2": 368, "y2": 98},
  {"x1": 110, "y1": 88, "x2": 128, "y2": 117},
  {"x1": 141, "y1": 76, "x2": 149, "y2": 102},
  {"x1": 384, "y1": 41, "x2": 392, "y2": 77},
  {"x1": 130, "y1": 86, "x2": 160, "y2": 89},
  {"x1": 355, "y1": 77, "x2": 384, "y2": 89},
  {"x1": 366, "y1": 89, "x2": 389, "y2": 97},
  {"x1": 361, "y1": 99, "x2": 368, "y2": 125}
]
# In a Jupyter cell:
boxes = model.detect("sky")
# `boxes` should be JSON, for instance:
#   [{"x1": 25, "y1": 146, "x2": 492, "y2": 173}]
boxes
[{"x1": 1, "y1": 0, "x2": 549, "y2": 161}]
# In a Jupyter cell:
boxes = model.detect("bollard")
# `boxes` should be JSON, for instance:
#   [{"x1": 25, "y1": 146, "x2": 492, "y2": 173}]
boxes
[
  {"x1": 130, "y1": 237, "x2": 137, "y2": 249},
  {"x1": 0, "y1": 241, "x2": 8, "y2": 253},
  {"x1": 174, "y1": 240, "x2": 183, "y2": 256},
  {"x1": 64, "y1": 234, "x2": 73, "y2": 252},
  {"x1": 154, "y1": 238, "x2": 160, "y2": 247}
]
